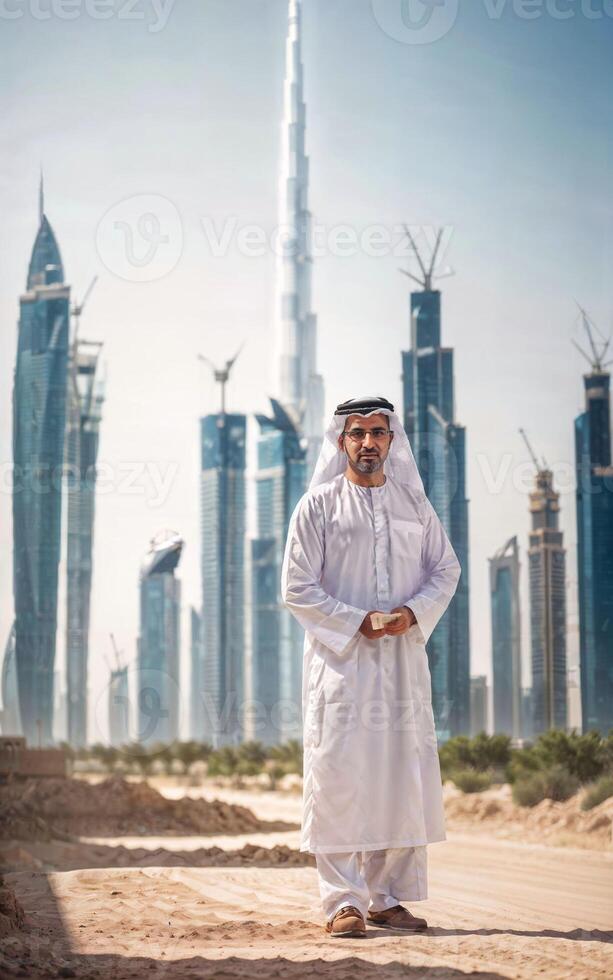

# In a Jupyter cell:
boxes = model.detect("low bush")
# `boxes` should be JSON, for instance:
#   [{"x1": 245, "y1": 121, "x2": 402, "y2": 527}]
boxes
[
  {"x1": 439, "y1": 733, "x2": 511, "y2": 780},
  {"x1": 532, "y1": 730, "x2": 607, "y2": 784},
  {"x1": 544, "y1": 764, "x2": 580, "y2": 801},
  {"x1": 451, "y1": 769, "x2": 492, "y2": 793},
  {"x1": 512, "y1": 771, "x2": 548, "y2": 807},
  {"x1": 512, "y1": 765, "x2": 579, "y2": 807},
  {"x1": 505, "y1": 745, "x2": 542, "y2": 784},
  {"x1": 581, "y1": 775, "x2": 613, "y2": 811}
]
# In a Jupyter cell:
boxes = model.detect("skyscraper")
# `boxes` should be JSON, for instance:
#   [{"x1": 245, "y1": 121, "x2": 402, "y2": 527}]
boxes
[
  {"x1": 108, "y1": 635, "x2": 129, "y2": 747},
  {"x1": 136, "y1": 530, "x2": 183, "y2": 746},
  {"x1": 52, "y1": 668, "x2": 67, "y2": 744},
  {"x1": 274, "y1": 0, "x2": 324, "y2": 473},
  {"x1": 0, "y1": 625, "x2": 22, "y2": 736},
  {"x1": 200, "y1": 413, "x2": 246, "y2": 746},
  {"x1": 574, "y1": 312, "x2": 613, "y2": 735},
  {"x1": 190, "y1": 606, "x2": 204, "y2": 740},
  {"x1": 401, "y1": 232, "x2": 470, "y2": 740},
  {"x1": 108, "y1": 664, "x2": 129, "y2": 748},
  {"x1": 521, "y1": 688, "x2": 534, "y2": 742},
  {"x1": 252, "y1": 399, "x2": 307, "y2": 744},
  {"x1": 12, "y1": 180, "x2": 70, "y2": 745},
  {"x1": 489, "y1": 536, "x2": 522, "y2": 738},
  {"x1": 65, "y1": 334, "x2": 105, "y2": 748},
  {"x1": 469, "y1": 675, "x2": 488, "y2": 736},
  {"x1": 526, "y1": 460, "x2": 567, "y2": 734}
]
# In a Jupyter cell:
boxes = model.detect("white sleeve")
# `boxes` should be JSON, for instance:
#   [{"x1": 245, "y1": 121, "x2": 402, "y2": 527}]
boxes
[
  {"x1": 281, "y1": 493, "x2": 369, "y2": 657},
  {"x1": 404, "y1": 498, "x2": 461, "y2": 646}
]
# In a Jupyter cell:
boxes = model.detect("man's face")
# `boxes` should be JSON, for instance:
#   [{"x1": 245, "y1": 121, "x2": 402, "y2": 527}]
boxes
[{"x1": 338, "y1": 413, "x2": 394, "y2": 475}]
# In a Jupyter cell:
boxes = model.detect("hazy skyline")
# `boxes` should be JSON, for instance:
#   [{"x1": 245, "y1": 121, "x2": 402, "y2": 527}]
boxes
[{"x1": 1, "y1": 0, "x2": 612, "y2": 740}]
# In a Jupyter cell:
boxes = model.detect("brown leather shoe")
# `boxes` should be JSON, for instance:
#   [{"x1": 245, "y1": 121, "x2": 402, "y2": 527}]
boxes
[
  {"x1": 367, "y1": 904, "x2": 428, "y2": 931},
  {"x1": 325, "y1": 905, "x2": 367, "y2": 938}
]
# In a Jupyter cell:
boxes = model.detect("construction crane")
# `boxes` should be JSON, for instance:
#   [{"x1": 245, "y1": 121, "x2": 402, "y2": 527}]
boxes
[
  {"x1": 198, "y1": 342, "x2": 244, "y2": 414},
  {"x1": 67, "y1": 275, "x2": 104, "y2": 426},
  {"x1": 399, "y1": 226, "x2": 454, "y2": 291},
  {"x1": 572, "y1": 304, "x2": 612, "y2": 373},
  {"x1": 109, "y1": 633, "x2": 124, "y2": 673},
  {"x1": 519, "y1": 427, "x2": 547, "y2": 473},
  {"x1": 71, "y1": 275, "x2": 98, "y2": 345}
]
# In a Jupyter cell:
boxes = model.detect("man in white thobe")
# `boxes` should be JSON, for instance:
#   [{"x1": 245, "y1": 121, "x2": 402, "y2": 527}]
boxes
[{"x1": 281, "y1": 396, "x2": 461, "y2": 938}]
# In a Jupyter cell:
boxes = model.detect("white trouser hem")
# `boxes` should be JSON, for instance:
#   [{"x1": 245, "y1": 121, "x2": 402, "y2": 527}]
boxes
[
  {"x1": 369, "y1": 886, "x2": 428, "y2": 912},
  {"x1": 317, "y1": 846, "x2": 428, "y2": 920}
]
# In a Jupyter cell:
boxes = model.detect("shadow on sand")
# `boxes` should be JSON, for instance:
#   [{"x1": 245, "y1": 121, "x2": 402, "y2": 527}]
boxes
[{"x1": 0, "y1": 870, "x2": 517, "y2": 980}]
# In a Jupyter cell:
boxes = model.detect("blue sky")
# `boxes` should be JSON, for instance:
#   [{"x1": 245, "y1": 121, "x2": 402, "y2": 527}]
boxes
[{"x1": 1, "y1": 0, "x2": 612, "y2": 738}]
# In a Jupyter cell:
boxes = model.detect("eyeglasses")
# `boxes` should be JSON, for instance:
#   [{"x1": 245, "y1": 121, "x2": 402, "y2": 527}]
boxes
[{"x1": 342, "y1": 428, "x2": 392, "y2": 443}]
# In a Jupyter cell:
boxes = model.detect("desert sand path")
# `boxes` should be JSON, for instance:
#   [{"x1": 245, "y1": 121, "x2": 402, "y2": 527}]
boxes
[{"x1": 5, "y1": 832, "x2": 612, "y2": 979}]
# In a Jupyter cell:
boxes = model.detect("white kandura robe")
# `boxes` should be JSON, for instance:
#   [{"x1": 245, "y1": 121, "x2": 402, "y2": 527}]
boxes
[{"x1": 281, "y1": 471, "x2": 461, "y2": 854}]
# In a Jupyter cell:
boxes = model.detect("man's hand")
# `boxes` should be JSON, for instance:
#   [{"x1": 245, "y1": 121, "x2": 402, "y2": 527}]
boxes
[
  {"x1": 359, "y1": 611, "x2": 387, "y2": 640},
  {"x1": 383, "y1": 606, "x2": 417, "y2": 636}
]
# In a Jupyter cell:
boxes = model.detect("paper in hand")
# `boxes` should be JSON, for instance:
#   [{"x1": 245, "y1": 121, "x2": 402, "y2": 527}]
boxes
[{"x1": 370, "y1": 611, "x2": 403, "y2": 631}]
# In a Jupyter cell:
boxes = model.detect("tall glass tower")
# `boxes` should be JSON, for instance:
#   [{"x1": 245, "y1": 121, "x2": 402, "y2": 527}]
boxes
[
  {"x1": 274, "y1": 0, "x2": 324, "y2": 473},
  {"x1": 65, "y1": 338, "x2": 105, "y2": 747},
  {"x1": 252, "y1": 399, "x2": 307, "y2": 744},
  {"x1": 469, "y1": 675, "x2": 488, "y2": 736},
  {"x1": 574, "y1": 314, "x2": 613, "y2": 735},
  {"x1": 489, "y1": 536, "x2": 522, "y2": 738},
  {"x1": 0, "y1": 625, "x2": 22, "y2": 735},
  {"x1": 401, "y1": 234, "x2": 470, "y2": 740},
  {"x1": 136, "y1": 530, "x2": 183, "y2": 746},
  {"x1": 12, "y1": 181, "x2": 70, "y2": 745},
  {"x1": 527, "y1": 467, "x2": 567, "y2": 734},
  {"x1": 108, "y1": 665, "x2": 129, "y2": 747},
  {"x1": 189, "y1": 606, "x2": 204, "y2": 741},
  {"x1": 200, "y1": 413, "x2": 246, "y2": 746}
]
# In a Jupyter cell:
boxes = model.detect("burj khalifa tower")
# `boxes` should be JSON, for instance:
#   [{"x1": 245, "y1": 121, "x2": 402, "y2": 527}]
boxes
[{"x1": 274, "y1": 0, "x2": 324, "y2": 472}]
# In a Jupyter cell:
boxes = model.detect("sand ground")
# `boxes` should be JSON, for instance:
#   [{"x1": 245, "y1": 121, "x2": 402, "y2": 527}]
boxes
[{"x1": 2, "y1": 784, "x2": 612, "y2": 979}]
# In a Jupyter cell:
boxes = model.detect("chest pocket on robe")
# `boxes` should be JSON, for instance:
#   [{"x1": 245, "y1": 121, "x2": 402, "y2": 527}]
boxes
[{"x1": 389, "y1": 517, "x2": 424, "y2": 592}]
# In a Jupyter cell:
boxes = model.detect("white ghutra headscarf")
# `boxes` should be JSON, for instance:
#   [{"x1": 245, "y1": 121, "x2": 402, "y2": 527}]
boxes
[{"x1": 309, "y1": 396, "x2": 427, "y2": 509}]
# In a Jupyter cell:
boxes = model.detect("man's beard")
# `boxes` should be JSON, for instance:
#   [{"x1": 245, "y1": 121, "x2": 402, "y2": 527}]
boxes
[{"x1": 352, "y1": 453, "x2": 383, "y2": 474}]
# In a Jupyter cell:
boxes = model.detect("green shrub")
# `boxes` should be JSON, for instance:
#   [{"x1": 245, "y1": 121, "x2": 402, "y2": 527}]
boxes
[
  {"x1": 237, "y1": 741, "x2": 268, "y2": 769},
  {"x1": 544, "y1": 765, "x2": 580, "y2": 801},
  {"x1": 506, "y1": 745, "x2": 542, "y2": 784},
  {"x1": 533, "y1": 730, "x2": 606, "y2": 784},
  {"x1": 451, "y1": 769, "x2": 492, "y2": 793},
  {"x1": 269, "y1": 739, "x2": 303, "y2": 775},
  {"x1": 512, "y1": 765, "x2": 579, "y2": 807},
  {"x1": 206, "y1": 746, "x2": 239, "y2": 777},
  {"x1": 439, "y1": 733, "x2": 511, "y2": 780},
  {"x1": 512, "y1": 771, "x2": 548, "y2": 807},
  {"x1": 581, "y1": 775, "x2": 613, "y2": 811},
  {"x1": 470, "y1": 732, "x2": 512, "y2": 771},
  {"x1": 507, "y1": 730, "x2": 612, "y2": 786}
]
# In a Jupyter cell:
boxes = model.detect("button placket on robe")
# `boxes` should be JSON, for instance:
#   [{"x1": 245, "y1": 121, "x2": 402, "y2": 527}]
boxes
[{"x1": 370, "y1": 490, "x2": 391, "y2": 645}]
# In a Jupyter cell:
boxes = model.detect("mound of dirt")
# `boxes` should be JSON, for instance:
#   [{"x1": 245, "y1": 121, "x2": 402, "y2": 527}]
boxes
[
  {"x1": 0, "y1": 792, "x2": 59, "y2": 842},
  {"x1": 0, "y1": 875, "x2": 25, "y2": 937},
  {"x1": 0, "y1": 777, "x2": 295, "y2": 841},
  {"x1": 444, "y1": 783, "x2": 613, "y2": 848},
  {"x1": 0, "y1": 840, "x2": 316, "y2": 873}
]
